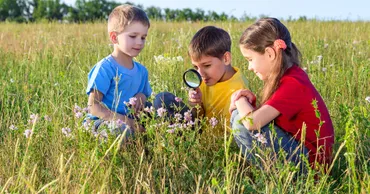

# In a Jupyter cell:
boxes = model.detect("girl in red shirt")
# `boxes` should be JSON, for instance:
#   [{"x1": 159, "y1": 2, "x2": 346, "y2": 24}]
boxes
[{"x1": 230, "y1": 18, "x2": 334, "y2": 172}]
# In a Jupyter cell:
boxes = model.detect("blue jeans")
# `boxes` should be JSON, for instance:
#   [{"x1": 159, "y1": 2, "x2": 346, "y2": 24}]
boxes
[
  {"x1": 154, "y1": 92, "x2": 190, "y2": 119},
  {"x1": 231, "y1": 110, "x2": 308, "y2": 171}
]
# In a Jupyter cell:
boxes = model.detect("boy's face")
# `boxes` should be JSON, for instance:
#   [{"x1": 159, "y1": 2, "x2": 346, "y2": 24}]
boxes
[
  {"x1": 191, "y1": 54, "x2": 229, "y2": 86},
  {"x1": 113, "y1": 22, "x2": 149, "y2": 57}
]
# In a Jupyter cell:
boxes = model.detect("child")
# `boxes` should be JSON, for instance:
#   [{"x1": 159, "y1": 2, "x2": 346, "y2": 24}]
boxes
[
  {"x1": 86, "y1": 5, "x2": 152, "y2": 136},
  {"x1": 230, "y1": 18, "x2": 334, "y2": 171},
  {"x1": 155, "y1": 26, "x2": 249, "y2": 136}
]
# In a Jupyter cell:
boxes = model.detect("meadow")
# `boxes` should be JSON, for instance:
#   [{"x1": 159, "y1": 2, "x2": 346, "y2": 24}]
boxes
[{"x1": 0, "y1": 21, "x2": 369, "y2": 193}]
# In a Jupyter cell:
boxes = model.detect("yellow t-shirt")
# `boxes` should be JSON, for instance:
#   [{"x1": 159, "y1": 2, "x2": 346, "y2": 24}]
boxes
[{"x1": 200, "y1": 67, "x2": 249, "y2": 135}]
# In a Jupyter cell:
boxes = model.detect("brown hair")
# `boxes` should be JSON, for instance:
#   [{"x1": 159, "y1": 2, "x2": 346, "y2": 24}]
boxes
[
  {"x1": 188, "y1": 26, "x2": 231, "y2": 61},
  {"x1": 108, "y1": 4, "x2": 150, "y2": 33},
  {"x1": 239, "y1": 18, "x2": 302, "y2": 104}
]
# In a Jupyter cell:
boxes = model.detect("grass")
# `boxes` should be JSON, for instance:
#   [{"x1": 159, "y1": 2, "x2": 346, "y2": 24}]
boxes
[{"x1": 0, "y1": 20, "x2": 369, "y2": 193}]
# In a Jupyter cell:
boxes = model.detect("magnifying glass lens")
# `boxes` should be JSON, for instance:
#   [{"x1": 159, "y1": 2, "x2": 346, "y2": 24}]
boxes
[{"x1": 183, "y1": 69, "x2": 202, "y2": 88}]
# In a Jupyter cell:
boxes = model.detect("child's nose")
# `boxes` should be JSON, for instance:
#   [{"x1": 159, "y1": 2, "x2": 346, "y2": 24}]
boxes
[{"x1": 136, "y1": 38, "x2": 144, "y2": 45}]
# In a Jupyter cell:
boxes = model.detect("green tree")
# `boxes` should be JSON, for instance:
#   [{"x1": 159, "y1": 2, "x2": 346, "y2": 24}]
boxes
[
  {"x1": 164, "y1": 8, "x2": 177, "y2": 21},
  {"x1": 145, "y1": 6, "x2": 162, "y2": 20},
  {"x1": 193, "y1": 8, "x2": 205, "y2": 21},
  {"x1": 177, "y1": 8, "x2": 193, "y2": 21},
  {"x1": 207, "y1": 11, "x2": 220, "y2": 21},
  {"x1": 0, "y1": 0, "x2": 28, "y2": 22},
  {"x1": 32, "y1": 0, "x2": 69, "y2": 21},
  {"x1": 68, "y1": 0, "x2": 120, "y2": 22}
]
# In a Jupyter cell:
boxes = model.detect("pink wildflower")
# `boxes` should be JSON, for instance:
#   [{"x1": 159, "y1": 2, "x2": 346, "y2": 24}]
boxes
[
  {"x1": 184, "y1": 110, "x2": 192, "y2": 122},
  {"x1": 144, "y1": 106, "x2": 155, "y2": 113},
  {"x1": 9, "y1": 125, "x2": 18, "y2": 130},
  {"x1": 44, "y1": 115, "x2": 52, "y2": 122},
  {"x1": 62, "y1": 127, "x2": 72, "y2": 137},
  {"x1": 254, "y1": 133, "x2": 267, "y2": 144},
  {"x1": 167, "y1": 129, "x2": 175, "y2": 134},
  {"x1": 157, "y1": 107, "x2": 167, "y2": 117},
  {"x1": 209, "y1": 117, "x2": 218, "y2": 128},
  {"x1": 24, "y1": 129, "x2": 32, "y2": 138},
  {"x1": 129, "y1": 97, "x2": 137, "y2": 106},
  {"x1": 174, "y1": 113, "x2": 182, "y2": 121},
  {"x1": 28, "y1": 113, "x2": 38, "y2": 124},
  {"x1": 75, "y1": 112, "x2": 83, "y2": 118},
  {"x1": 74, "y1": 104, "x2": 82, "y2": 113}
]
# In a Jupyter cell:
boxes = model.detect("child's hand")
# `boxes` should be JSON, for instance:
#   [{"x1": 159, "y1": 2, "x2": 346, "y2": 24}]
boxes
[
  {"x1": 229, "y1": 89, "x2": 256, "y2": 114},
  {"x1": 133, "y1": 93, "x2": 147, "y2": 113},
  {"x1": 125, "y1": 117, "x2": 145, "y2": 132},
  {"x1": 188, "y1": 87, "x2": 202, "y2": 107}
]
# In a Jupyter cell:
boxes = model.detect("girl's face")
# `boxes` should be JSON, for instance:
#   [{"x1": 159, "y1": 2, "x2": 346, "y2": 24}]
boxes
[{"x1": 239, "y1": 45, "x2": 273, "y2": 81}]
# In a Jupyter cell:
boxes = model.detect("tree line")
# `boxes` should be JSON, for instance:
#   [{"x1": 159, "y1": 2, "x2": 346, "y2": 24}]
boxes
[
  {"x1": 0, "y1": 0, "x2": 309, "y2": 23},
  {"x1": 0, "y1": 0, "x2": 257, "y2": 23}
]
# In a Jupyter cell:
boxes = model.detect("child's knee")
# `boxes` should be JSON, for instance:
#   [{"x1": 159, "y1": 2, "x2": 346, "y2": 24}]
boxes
[{"x1": 154, "y1": 92, "x2": 175, "y2": 108}]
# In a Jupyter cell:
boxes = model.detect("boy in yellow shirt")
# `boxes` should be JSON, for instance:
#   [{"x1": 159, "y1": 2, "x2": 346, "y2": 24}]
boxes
[{"x1": 154, "y1": 26, "x2": 249, "y2": 136}]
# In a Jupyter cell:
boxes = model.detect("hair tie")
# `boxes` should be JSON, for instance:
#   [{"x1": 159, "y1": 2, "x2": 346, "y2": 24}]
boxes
[{"x1": 274, "y1": 39, "x2": 287, "y2": 50}]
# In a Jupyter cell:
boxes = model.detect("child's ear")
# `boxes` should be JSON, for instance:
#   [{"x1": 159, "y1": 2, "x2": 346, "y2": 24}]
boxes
[
  {"x1": 223, "y1": 51, "x2": 232, "y2": 65},
  {"x1": 265, "y1": 47, "x2": 276, "y2": 61},
  {"x1": 109, "y1": 31, "x2": 118, "y2": 44}
]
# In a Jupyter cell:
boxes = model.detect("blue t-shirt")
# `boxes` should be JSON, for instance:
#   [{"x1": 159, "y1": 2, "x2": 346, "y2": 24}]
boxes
[{"x1": 86, "y1": 55, "x2": 152, "y2": 116}]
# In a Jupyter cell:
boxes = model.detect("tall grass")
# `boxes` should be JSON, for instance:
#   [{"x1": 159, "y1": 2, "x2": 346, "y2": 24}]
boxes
[{"x1": 0, "y1": 21, "x2": 369, "y2": 193}]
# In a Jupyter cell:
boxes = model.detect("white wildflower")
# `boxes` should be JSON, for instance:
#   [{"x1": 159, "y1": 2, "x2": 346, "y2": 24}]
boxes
[{"x1": 365, "y1": 96, "x2": 370, "y2": 103}]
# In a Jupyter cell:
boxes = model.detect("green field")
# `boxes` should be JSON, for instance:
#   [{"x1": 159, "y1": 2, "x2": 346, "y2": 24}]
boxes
[{"x1": 0, "y1": 21, "x2": 369, "y2": 193}]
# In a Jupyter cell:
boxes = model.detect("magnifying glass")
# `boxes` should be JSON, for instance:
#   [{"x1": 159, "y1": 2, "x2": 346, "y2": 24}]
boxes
[{"x1": 183, "y1": 69, "x2": 202, "y2": 88}]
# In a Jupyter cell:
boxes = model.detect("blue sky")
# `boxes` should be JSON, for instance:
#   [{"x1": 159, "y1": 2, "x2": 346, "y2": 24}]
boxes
[{"x1": 62, "y1": 0, "x2": 370, "y2": 21}]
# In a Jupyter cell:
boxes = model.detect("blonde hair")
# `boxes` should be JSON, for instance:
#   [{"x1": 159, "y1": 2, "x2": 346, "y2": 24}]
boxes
[
  {"x1": 239, "y1": 18, "x2": 302, "y2": 104},
  {"x1": 108, "y1": 4, "x2": 150, "y2": 33}
]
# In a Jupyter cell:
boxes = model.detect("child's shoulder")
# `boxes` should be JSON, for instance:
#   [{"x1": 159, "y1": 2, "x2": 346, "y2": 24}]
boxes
[
  {"x1": 96, "y1": 55, "x2": 115, "y2": 67},
  {"x1": 133, "y1": 60, "x2": 149, "y2": 73},
  {"x1": 90, "y1": 55, "x2": 115, "y2": 70},
  {"x1": 88, "y1": 55, "x2": 115, "y2": 76}
]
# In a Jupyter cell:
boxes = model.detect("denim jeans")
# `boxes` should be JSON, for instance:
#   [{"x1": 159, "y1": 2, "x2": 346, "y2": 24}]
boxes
[
  {"x1": 153, "y1": 92, "x2": 190, "y2": 119},
  {"x1": 230, "y1": 110, "x2": 309, "y2": 171}
]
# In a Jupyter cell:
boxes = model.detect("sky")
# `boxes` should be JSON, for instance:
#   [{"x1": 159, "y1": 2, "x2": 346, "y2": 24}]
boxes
[{"x1": 62, "y1": 0, "x2": 370, "y2": 21}]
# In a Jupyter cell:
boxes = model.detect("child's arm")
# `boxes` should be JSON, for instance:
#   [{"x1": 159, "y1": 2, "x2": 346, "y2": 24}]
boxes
[
  {"x1": 234, "y1": 96, "x2": 279, "y2": 131},
  {"x1": 229, "y1": 89, "x2": 256, "y2": 114},
  {"x1": 188, "y1": 88, "x2": 205, "y2": 118},
  {"x1": 88, "y1": 89, "x2": 145, "y2": 132}
]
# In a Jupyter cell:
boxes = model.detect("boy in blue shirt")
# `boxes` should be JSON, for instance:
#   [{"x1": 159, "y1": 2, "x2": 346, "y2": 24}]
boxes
[{"x1": 86, "y1": 5, "x2": 151, "y2": 136}]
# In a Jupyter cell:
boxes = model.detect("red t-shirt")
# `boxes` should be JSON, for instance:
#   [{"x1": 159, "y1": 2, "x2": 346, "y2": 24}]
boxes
[{"x1": 265, "y1": 65, "x2": 334, "y2": 166}]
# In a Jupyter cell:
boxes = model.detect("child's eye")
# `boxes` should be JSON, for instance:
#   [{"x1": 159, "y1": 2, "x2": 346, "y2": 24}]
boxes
[
  {"x1": 193, "y1": 66, "x2": 198, "y2": 70},
  {"x1": 141, "y1": 37, "x2": 146, "y2": 40},
  {"x1": 129, "y1": 35, "x2": 136, "y2": 38}
]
